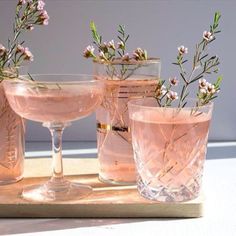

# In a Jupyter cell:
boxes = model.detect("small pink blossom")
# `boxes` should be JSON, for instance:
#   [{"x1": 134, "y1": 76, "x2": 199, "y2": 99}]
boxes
[
  {"x1": 43, "y1": 19, "x2": 49, "y2": 25},
  {"x1": 18, "y1": 0, "x2": 26, "y2": 5},
  {"x1": 207, "y1": 83, "x2": 216, "y2": 94},
  {"x1": 161, "y1": 85, "x2": 167, "y2": 95},
  {"x1": 39, "y1": 10, "x2": 49, "y2": 20},
  {"x1": 83, "y1": 45, "x2": 95, "y2": 58},
  {"x1": 16, "y1": 45, "x2": 34, "y2": 61},
  {"x1": 167, "y1": 91, "x2": 178, "y2": 100},
  {"x1": 199, "y1": 78, "x2": 207, "y2": 88},
  {"x1": 107, "y1": 40, "x2": 115, "y2": 50},
  {"x1": 99, "y1": 51, "x2": 107, "y2": 60},
  {"x1": 0, "y1": 44, "x2": 6, "y2": 56},
  {"x1": 200, "y1": 88, "x2": 207, "y2": 94},
  {"x1": 24, "y1": 47, "x2": 34, "y2": 61},
  {"x1": 100, "y1": 42, "x2": 108, "y2": 52},
  {"x1": 117, "y1": 41, "x2": 125, "y2": 49},
  {"x1": 38, "y1": 10, "x2": 49, "y2": 25},
  {"x1": 122, "y1": 53, "x2": 130, "y2": 61},
  {"x1": 27, "y1": 24, "x2": 34, "y2": 31},
  {"x1": 178, "y1": 45, "x2": 188, "y2": 55},
  {"x1": 16, "y1": 44, "x2": 25, "y2": 53},
  {"x1": 133, "y1": 47, "x2": 147, "y2": 60},
  {"x1": 169, "y1": 77, "x2": 178, "y2": 86},
  {"x1": 37, "y1": 0, "x2": 45, "y2": 11},
  {"x1": 203, "y1": 31, "x2": 213, "y2": 41}
]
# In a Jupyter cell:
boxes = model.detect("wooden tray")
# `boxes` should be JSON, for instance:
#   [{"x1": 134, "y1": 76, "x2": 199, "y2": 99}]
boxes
[{"x1": 0, "y1": 158, "x2": 203, "y2": 218}]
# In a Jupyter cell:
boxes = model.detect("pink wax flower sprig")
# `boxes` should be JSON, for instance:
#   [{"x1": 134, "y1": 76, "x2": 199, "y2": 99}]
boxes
[
  {"x1": 0, "y1": 0, "x2": 49, "y2": 76},
  {"x1": 155, "y1": 12, "x2": 222, "y2": 108},
  {"x1": 154, "y1": 77, "x2": 179, "y2": 107},
  {"x1": 83, "y1": 21, "x2": 148, "y2": 63},
  {"x1": 83, "y1": 22, "x2": 149, "y2": 80}
]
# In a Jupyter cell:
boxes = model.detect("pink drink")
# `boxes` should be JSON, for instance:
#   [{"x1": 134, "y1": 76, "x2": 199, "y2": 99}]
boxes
[
  {"x1": 96, "y1": 77, "x2": 158, "y2": 184},
  {"x1": 0, "y1": 85, "x2": 24, "y2": 184},
  {"x1": 5, "y1": 85, "x2": 103, "y2": 123},
  {"x1": 129, "y1": 102, "x2": 212, "y2": 202},
  {"x1": 3, "y1": 77, "x2": 103, "y2": 202}
]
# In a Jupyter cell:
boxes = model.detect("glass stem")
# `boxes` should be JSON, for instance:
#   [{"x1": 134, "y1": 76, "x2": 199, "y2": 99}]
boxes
[
  {"x1": 43, "y1": 122, "x2": 70, "y2": 184},
  {"x1": 50, "y1": 124, "x2": 64, "y2": 180}
]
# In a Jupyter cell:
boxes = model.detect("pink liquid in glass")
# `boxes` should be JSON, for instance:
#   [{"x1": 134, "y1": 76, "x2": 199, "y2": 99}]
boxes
[
  {"x1": 96, "y1": 77, "x2": 158, "y2": 184},
  {"x1": 130, "y1": 108, "x2": 211, "y2": 202},
  {"x1": 0, "y1": 85, "x2": 24, "y2": 184},
  {"x1": 5, "y1": 86, "x2": 103, "y2": 123}
]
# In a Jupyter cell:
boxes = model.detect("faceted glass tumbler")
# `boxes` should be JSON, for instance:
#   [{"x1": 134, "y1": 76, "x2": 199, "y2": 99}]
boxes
[{"x1": 128, "y1": 98, "x2": 213, "y2": 202}]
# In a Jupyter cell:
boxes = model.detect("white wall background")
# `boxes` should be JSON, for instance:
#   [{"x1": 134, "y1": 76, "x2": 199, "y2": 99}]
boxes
[{"x1": 0, "y1": 0, "x2": 234, "y2": 141}]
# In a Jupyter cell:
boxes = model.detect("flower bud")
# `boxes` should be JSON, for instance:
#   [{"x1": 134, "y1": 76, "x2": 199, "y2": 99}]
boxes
[
  {"x1": 133, "y1": 47, "x2": 147, "y2": 60},
  {"x1": 17, "y1": 0, "x2": 26, "y2": 5},
  {"x1": 203, "y1": 31, "x2": 213, "y2": 41},
  {"x1": 0, "y1": 44, "x2": 6, "y2": 56},
  {"x1": 169, "y1": 77, "x2": 178, "y2": 86},
  {"x1": 199, "y1": 78, "x2": 207, "y2": 88},
  {"x1": 83, "y1": 45, "x2": 95, "y2": 58},
  {"x1": 117, "y1": 41, "x2": 125, "y2": 50},
  {"x1": 167, "y1": 91, "x2": 178, "y2": 100},
  {"x1": 24, "y1": 47, "x2": 34, "y2": 61},
  {"x1": 107, "y1": 40, "x2": 115, "y2": 50},
  {"x1": 100, "y1": 42, "x2": 108, "y2": 53},
  {"x1": 122, "y1": 53, "x2": 130, "y2": 62},
  {"x1": 37, "y1": 0, "x2": 45, "y2": 11},
  {"x1": 26, "y1": 24, "x2": 34, "y2": 31},
  {"x1": 99, "y1": 51, "x2": 107, "y2": 60},
  {"x1": 178, "y1": 45, "x2": 188, "y2": 55},
  {"x1": 16, "y1": 44, "x2": 25, "y2": 54}
]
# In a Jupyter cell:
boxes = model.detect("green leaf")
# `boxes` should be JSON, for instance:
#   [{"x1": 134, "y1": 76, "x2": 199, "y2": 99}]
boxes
[
  {"x1": 180, "y1": 73, "x2": 186, "y2": 82},
  {"x1": 214, "y1": 75, "x2": 223, "y2": 87},
  {"x1": 119, "y1": 25, "x2": 125, "y2": 34},
  {"x1": 117, "y1": 36, "x2": 124, "y2": 42},
  {"x1": 125, "y1": 35, "x2": 130, "y2": 42},
  {"x1": 181, "y1": 102, "x2": 187, "y2": 108},
  {"x1": 208, "y1": 95, "x2": 218, "y2": 101},
  {"x1": 118, "y1": 51, "x2": 122, "y2": 57},
  {"x1": 90, "y1": 21, "x2": 96, "y2": 32},
  {"x1": 190, "y1": 75, "x2": 203, "y2": 84},
  {"x1": 199, "y1": 54, "x2": 208, "y2": 61},
  {"x1": 182, "y1": 92, "x2": 190, "y2": 101},
  {"x1": 180, "y1": 85, "x2": 186, "y2": 99},
  {"x1": 214, "y1": 12, "x2": 221, "y2": 23},
  {"x1": 90, "y1": 21, "x2": 101, "y2": 44}
]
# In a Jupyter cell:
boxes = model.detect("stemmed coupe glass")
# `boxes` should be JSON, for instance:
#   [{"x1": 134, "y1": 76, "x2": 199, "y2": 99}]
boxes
[{"x1": 3, "y1": 74, "x2": 103, "y2": 202}]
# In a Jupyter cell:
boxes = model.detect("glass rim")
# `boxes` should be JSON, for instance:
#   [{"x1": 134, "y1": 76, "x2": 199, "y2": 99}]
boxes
[
  {"x1": 93, "y1": 57, "x2": 161, "y2": 66},
  {"x1": 128, "y1": 97, "x2": 214, "y2": 110},
  {"x1": 3, "y1": 74, "x2": 100, "y2": 85}
]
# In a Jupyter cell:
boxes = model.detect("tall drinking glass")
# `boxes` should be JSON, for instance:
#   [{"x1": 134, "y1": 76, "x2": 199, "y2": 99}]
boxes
[{"x1": 3, "y1": 74, "x2": 103, "y2": 202}]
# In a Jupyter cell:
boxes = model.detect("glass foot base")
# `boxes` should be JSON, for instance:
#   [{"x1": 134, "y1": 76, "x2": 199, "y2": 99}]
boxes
[{"x1": 22, "y1": 181, "x2": 92, "y2": 202}]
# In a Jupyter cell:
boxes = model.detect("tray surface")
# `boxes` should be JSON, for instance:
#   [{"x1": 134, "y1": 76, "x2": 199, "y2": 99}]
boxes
[{"x1": 0, "y1": 158, "x2": 203, "y2": 218}]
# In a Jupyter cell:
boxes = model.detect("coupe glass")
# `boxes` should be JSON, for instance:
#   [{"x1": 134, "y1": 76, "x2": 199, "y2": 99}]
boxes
[{"x1": 3, "y1": 74, "x2": 103, "y2": 202}]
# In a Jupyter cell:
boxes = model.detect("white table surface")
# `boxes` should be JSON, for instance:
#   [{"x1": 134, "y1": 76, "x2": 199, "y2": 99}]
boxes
[{"x1": 0, "y1": 142, "x2": 236, "y2": 236}]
